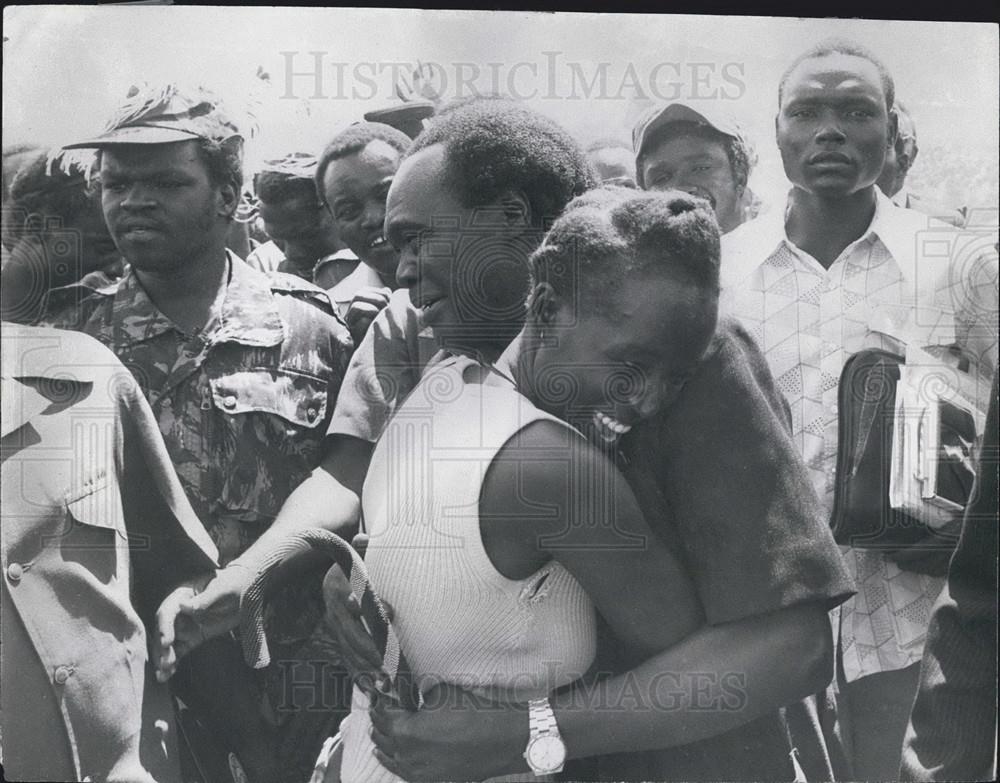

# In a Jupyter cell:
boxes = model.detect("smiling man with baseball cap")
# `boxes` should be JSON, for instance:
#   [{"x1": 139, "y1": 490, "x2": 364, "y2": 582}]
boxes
[
  {"x1": 43, "y1": 82, "x2": 353, "y2": 782},
  {"x1": 633, "y1": 101, "x2": 757, "y2": 234}
]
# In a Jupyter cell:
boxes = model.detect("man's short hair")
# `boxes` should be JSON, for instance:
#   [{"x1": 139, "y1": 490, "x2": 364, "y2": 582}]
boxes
[
  {"x1": 531, "y1": 186, "x2": 720, "y2": 317},
  {"x1": 254, "y1": 170, "x2": 319, "y2": 206},
  {"x1": 9, "y1": 150, "x2": 96, "y2": 223},
  {"x1": 778, "y1": 38, "x2": 895, "y2": 111},
  {"x1": 407, "y1": 97, "x2": 598, "y2": 229},
  {"x1": 586, "y1": 137, "x2": 633, "y2": 154},
  {"x1": 635, "y1": 121, "x2": 756, "y2": 191},
  {"x1": 194, "y1": 136, "x2": 244, "y2": 195},
  {"x1": 4, "y1": 143, "x2": 43, "y2": 200},
  {"x1": 314, "y1": 122, "x2": 412, "y2": 204}
]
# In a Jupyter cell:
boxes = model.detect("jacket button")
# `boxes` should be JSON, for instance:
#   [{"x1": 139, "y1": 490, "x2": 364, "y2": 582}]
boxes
[
  {"x1": 6, "y1": 563, "x2": 23, "y2": 582},
  {"x1": 223, "y1": 395, "x2": 237, "y2": 409},
  {"x1": 54, "y1": 666, "x2": 73, "y2": 685}
]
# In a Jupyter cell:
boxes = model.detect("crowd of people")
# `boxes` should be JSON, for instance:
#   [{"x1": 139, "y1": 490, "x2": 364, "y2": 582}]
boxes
[{"x1": 1, "y1": 35, "x2": 997, "y2": 783}]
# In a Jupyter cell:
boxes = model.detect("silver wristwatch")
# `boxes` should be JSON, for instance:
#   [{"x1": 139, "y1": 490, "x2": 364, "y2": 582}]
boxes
[{"x1": 523, "y1": 697, "x2": 567, "y2": 775}]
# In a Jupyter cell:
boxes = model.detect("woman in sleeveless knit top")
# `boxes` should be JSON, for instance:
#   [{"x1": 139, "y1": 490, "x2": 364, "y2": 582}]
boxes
[{"x1": 338, "y1": 188, "x2": 722, "y2": 782}]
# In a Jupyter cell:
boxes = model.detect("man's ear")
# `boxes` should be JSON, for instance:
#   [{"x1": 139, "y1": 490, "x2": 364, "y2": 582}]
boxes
[
  {"x1": 217, "y1": 182, "x2": 240, "y2": 219},
  {"x1": 734, "y1": 170, "x2": 748, "y2": 198},
  {"x1": 897, "y1": 150, "x2": 912, "y2": 177},
  {"x1": 528, "y1": 281, "x2": 560, "y2": 326},
  {"x1": 887, "y1": 109, "x2": 899, "y2": 150},
  {"x1": 499, "y1": 189, "x2": 532, "y2": 228}
]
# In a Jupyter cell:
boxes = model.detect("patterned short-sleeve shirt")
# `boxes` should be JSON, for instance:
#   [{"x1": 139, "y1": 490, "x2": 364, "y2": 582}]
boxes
[{"x1": 720, "y1": 191, "x2": 998, "y2": 681}]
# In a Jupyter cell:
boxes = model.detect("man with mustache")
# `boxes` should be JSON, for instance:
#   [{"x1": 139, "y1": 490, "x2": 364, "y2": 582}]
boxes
[
  {"x1": 721, "y1": 39, "x2": 998, "y2": 779},
  {"x1": 634, "y1": 101, "x2": 758, "y2": 233},
  {"x1": 41, "y1": 83, "x2": 353, "y2": 782}
]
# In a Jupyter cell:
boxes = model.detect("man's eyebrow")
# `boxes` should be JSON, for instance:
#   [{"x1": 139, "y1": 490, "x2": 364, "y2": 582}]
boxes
[
  {"x1": 386, "y1": 219, "x2": 426, "y2": 237},
  {"x1": 647, "y1": 152, "x2": 716, "y2": 167},
  {"x1": 102, "y1": 166, "x2": 190, "y2": 178},
  {"x1": 782, "y1": 95, "x2": 817, "y2": 105},
  {"x1": 388, "y1": 218, "x2": 424, "y2": 230}
]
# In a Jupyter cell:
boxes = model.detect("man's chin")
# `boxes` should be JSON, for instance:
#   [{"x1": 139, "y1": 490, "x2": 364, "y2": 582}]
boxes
[
  {"x1": 125, "y1": 252, "x2": 180, "y2": 275},
  {"x1": 799, "y1": 169, "x2": 873, "y2": 194},
  {"x1": 358, "y1": 248, "x2": 399, "y2": 283},
  {"x1": 431, "y1": 317, "x2": 522, "y2": 359}
]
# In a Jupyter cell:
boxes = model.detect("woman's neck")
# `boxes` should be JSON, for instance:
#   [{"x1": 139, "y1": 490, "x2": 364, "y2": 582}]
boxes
[{"x1": 505, "y1": 329, "x2": 540, "y2": 404}]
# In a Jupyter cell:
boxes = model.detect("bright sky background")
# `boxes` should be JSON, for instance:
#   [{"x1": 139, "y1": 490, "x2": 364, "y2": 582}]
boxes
[{"x1": 4, "y1": 7, "x2": 998, "y2": 207}]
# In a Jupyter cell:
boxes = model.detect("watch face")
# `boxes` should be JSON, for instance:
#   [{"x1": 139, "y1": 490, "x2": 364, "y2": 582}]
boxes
[{"x1": 527, "y1": 735, "x2": 566, "y2": 773}]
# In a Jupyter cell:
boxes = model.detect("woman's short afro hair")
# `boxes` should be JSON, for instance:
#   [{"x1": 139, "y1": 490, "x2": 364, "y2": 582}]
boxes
[
  {"x1": 407, "y1": 97, "x2": 598, "y2": 228},
  {"x1": 530, "y1": 186, "x2": 720, "y2": 317}
]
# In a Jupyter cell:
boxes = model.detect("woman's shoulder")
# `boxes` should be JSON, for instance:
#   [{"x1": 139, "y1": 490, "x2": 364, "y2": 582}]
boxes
[{"x1": 399, "y1": 356, "x2": 583, "y2": 443}]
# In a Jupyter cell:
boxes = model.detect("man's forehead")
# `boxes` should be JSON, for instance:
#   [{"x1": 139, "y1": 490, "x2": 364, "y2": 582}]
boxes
[
  {"x1": 591, "y1": 146, "x2": 633, "y2": 164},
  {"x1": 359, "y1": 138, "x2": 403, "y2": 163},
  {"x1": 100, "y1": 140, "x2": 203, "y2": 171},
  {"x1": 325, "y1": 142, "x2": 401, "y2": 191},
  {"x1": 646, "y1": 133, "x2": 728, "y2": 161},
  {"x1": 260, "y1": 195, "x2": 316, "y2": 218},
  {"x1": 387, "y1": 144, "x2": 450, "y2": 209},
  {"x1": 261, "y1": 211, "x2": 318, "y2": 235},
  {"x1": 785, "y1": 53, "x2": 884, "y2": 98}
]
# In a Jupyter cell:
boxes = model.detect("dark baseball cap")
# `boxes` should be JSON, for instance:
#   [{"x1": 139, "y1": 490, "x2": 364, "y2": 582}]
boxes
[
  {"x1": 64, "y1": 84, "x2": 243, "y2": 149},
  {"x1": 363, "y1": 101, "x2": 435, "y2": 139},
  {"x1": 257, "y1": 151, "x2": 318, "y2": 179},
  {"x1": 632, "y1": 102, "x2": 741, "y2": 158}
]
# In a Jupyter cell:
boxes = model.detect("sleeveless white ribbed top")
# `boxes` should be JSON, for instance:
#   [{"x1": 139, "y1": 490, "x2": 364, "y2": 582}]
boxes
[{"x1": 339, "y1": 356, "x2": 597, "y2": 783}]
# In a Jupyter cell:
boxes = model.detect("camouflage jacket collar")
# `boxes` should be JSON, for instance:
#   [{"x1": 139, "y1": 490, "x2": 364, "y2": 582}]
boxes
[
  {"x1": 112, "y1": 251, "x2": 285, "y2": 348},
  {"x1": 215, "y1": 252, "x2": 285, "y2": 347}
]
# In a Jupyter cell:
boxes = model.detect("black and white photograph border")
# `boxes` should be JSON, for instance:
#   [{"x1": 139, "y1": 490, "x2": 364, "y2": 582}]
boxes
[{"x1": 2, "y1": 5, "x2": 998, "y2": 783}]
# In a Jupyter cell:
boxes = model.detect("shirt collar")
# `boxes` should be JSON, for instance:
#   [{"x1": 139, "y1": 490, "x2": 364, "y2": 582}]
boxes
[
  {"x1": 866, "y1": 188, "x2": 924, "y2": 282},
  {"x1": 317, "y1": 248, "x2": 358, "y2": 266},
  {"x1": 327, "y1": 261, "x2": 384, "y2": 304},
  {"x1": 112, "y1": 267, "x2": 179, "y2": 345},
  {"x1": 113, "y1": 250, "x2": 284, "y2": 348},
  {"x1": 722, "y1": 188, "x2": 919, "y2": 288},
  {"x1": 215, "y1": 250, "x2": 285, "y2": 346}
]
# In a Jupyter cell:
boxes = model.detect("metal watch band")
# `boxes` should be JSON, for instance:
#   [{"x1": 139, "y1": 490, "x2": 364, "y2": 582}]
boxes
[{"x1": 528, "y1": 697, "x2": 560, "y2": 737}]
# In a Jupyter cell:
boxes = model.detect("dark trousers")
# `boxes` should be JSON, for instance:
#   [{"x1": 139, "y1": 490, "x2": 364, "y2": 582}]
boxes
[
  {"x1": 839, "y1": 661, "x2": 922, "y2": 780},
  {"x1": 172, "y1": 633, "x2": 351, "y2": 783}
]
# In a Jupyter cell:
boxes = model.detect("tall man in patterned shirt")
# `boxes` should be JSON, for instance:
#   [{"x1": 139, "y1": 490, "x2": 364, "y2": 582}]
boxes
[
  {"x1": 721, "y1": 39, "x2": 998, "y2": 779},
  {"x1": 43, "y1": 84, "x2": 353, "y2": 782}
]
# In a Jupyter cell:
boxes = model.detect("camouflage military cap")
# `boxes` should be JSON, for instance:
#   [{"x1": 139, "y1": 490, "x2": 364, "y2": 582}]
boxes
[{"x1": 64, "y1": 83, "x2": 243, "y2": 149}]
